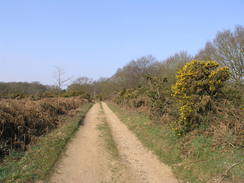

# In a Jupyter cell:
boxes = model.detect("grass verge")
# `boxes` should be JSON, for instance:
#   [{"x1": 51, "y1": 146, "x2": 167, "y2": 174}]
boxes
[
  {"x1": 0, "y1": 103, "x2": 92, "y2": 183},
  {"x1": 107, "y1": 102, "x2": 244, "y2": 183},
  {"x1": 97, "y1": 103, "x2": 119, "y2": 159}
]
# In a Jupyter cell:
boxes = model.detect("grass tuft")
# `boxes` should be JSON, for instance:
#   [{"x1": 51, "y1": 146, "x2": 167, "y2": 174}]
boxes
[{"x1": 97, "y1": 103, "x2": 119, "y2": 159}]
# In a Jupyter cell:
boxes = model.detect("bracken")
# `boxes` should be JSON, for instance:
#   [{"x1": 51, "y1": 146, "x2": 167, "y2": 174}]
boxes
[{"x1": 0, "y1": 97, "x2": 84, "y2": 159}]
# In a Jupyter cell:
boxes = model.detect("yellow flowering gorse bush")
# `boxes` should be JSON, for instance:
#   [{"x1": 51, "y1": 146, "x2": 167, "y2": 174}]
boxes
[{"x1": 172, "y1": 60, "x2": 230, "y2": 134}]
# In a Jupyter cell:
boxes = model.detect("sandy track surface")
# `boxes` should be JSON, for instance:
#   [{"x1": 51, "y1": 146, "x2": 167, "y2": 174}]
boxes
[
  {"x1": 50, "y1": 104, "x2": 113, "y2": 183},
  {"x1": 50, "y1": 103, "x2": 178, "y2": 183},
  {"x1": 102, "y1": 102, "x2": 178, "y2": 183}
]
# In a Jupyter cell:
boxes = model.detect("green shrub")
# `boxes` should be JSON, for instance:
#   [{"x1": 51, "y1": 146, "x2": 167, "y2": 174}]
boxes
[
  {"x1": 145, "y1": 75, "x2": 170, "y2": 118},
  {"x1": 172, "y1": 60, "x2": 230, "y2": 134},
  {"x1": 223, "y1": 85, "x2": 244, "y2": 107}
]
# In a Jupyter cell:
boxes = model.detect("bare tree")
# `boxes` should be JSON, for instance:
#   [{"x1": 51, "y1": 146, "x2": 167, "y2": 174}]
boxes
[
  {"x1": 156, "y1": 51, "x2": 192, "y2": 84},
  {"x1": 67, "y1": 76, "x2": 93, "y2": 96},
  {"x1": 214, "y1": 25, "x2": 244, "y2": 83},
  {"x1": 196, "y1": 42, "x2": 216, "y2": 61},
  {"x1": 53, "y1": 67, "x2": 72, "y2": 104},
  {"x1": 53, "y1": 67, "x2": 72, "y2": 90},
  {"x1": 112, "y1": 55, "x2": 157, "y2": 89},
  {"x1": 196, "y1": 25, "x2": 244, "y2": 83},
  {"x1": 73, "y1": 77, "x2": 93, "y2": 86}
]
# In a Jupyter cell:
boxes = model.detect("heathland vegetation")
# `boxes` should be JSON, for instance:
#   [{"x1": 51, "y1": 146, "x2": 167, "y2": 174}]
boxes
[
  {"x1": 0, "y1": 25, "x2": 243, "y2": 182},
  {"x1": 94, "y1": 25, "x2": 243, "y2": 182},
  {"x1": 0, "y1": 81, "x2": 93, "y2": 182}
]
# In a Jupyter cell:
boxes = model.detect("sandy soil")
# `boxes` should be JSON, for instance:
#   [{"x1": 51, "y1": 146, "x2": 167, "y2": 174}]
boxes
[
  {"x1": 102, "y1": 102, "x2": 178, "y2": 183},
  {"x1": 49, "y1": 103, "x2": 178, "y2": 183},
  {"x1": 50, "y1": 104, "x2": 113, "y2": 183}
]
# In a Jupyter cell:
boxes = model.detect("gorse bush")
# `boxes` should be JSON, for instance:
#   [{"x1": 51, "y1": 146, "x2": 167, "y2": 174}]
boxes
[
  {"x1": 114, "y1": 74, "x2": 172, "y2": 118},
  {"x1": 115, "y1": 88, "x2": 145, "y2": 108},
  {"x1": 145, "y1": 75, "x2": 169, "y2": 118},
  {"x1": 172, "y1": 60, "x2": 230, "y2": 134}
]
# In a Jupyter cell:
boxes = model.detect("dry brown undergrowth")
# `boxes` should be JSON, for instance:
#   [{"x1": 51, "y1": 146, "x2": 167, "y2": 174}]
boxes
[{"x1": 0, "y1": 97, "x2": 85, "y2": 159}]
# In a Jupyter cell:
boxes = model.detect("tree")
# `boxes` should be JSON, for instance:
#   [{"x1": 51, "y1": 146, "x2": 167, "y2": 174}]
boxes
[
  {"x1": 196, "y1": 25, "x2": 244, "y2": 83},
  {"x1": 53, "y1": 67, "x2": 72, "y2": 90},
  {"x1": 67, "y1": 77, "x2": 93, "y2": 97},
  {"x1": 0, "y1": 82, "x2": 49, "y2": 98},
  {"x1": 53, "y1": 67, "x2": 72, "y2": 103},
  {"x1": 112, "y1": 55, "x2": 157, "y2": 89},
  {"x1": 160, "y1": 51, "x2": 192, "y2": 84},
  {"x1": 93, "y1": 77, "x2": 114, "y2": 100}
]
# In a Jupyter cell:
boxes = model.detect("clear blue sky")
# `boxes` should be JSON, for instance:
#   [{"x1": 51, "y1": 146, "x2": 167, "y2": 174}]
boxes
[{"x1": 0, "y1": 0, "x2": 243, "y2": 85}]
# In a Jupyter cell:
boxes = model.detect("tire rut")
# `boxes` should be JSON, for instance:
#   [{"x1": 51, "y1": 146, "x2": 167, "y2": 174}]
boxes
[
  {"x1": 49, "y1": 103, "x2": 178, "y2": 183},
  {"x1": 50, "y1": 104, "x2": 113, "y2": 183},
  {"x1": 102, "y1": 102, "x2": 179, "y2": 183}
]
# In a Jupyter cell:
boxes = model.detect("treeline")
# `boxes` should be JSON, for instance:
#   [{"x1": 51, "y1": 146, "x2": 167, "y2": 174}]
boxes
[
  {"x1": 94, "y1": 25, "x2": 243, "y2": 100},
  {"x1": 93, "y1": 25, "x2": 243, "y2": 146},
  {"x1": 0, "y1": 82, "x2": 49, "y2": 98},
  {"x1": 0, "y1": 78, "x2": 93, "y2": 101},
  {"x1": 94, "y1": 25, "x2": 243, "y2": 182},
  {"x1": 1, "y1": 26, "x2": 243, "y2": 108},
  {"x1": 1, "y1": 25, "x2": 242, "y2": 182}
]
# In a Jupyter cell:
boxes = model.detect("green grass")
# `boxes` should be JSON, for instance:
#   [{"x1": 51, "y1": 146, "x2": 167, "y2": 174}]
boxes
[
  {"x1": 0, "y1": 103, "x2": 92, "y2": 183},
  {"x1": 97, "y1": 103, "x2": 119, "y2": 159},
  {"x1": 107, "y1": 102, "x2": 244, "y2": 183}
]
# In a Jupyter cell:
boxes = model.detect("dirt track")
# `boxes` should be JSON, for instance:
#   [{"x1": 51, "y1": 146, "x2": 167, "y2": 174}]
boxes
[{"x1": 50, "y1": 103, "x2": 178, "y2": 183}]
